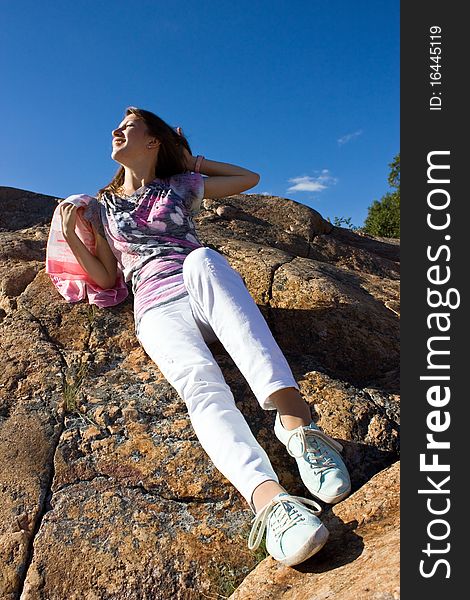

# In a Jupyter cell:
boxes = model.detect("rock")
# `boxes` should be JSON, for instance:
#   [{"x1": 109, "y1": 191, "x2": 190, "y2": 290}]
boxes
[
  {"x1": 0, "y1": 310, "x2": 64, "y2": 598},
  {"x1": 199, "y1": 193, "x2": 333, "y2": 259},
  {"x1": 0, "y1": 187, "x2": 58, "y2": 231},
  {"x1": 0, "y1": 186, "x2": 400, "y2": 599}
]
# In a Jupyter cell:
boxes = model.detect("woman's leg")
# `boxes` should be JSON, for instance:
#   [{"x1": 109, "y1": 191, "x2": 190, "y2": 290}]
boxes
[
  {"x1": 182, "y1": 248, "x2": 308, "y2": 416},
  {"x1": 182, "y1": 248, "x2": 350, "y2": 508},
  {"x1": 137, "y1": 281, "x2": 337, "y2": 566},
  {"x1": 136, "y1": 296, "x2": 284, "y2": 513}
]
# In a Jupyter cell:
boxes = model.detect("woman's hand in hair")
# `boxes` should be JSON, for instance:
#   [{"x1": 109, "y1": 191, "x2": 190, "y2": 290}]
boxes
[
  {"x1": 176, "y1": 127, "x2": 196, "y2": 171},
  {"x1": 182, "y1": 147, "x2": 196, "y2": 172}
]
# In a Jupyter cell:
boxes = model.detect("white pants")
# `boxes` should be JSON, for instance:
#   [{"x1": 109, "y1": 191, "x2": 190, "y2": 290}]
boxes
[{"x1": 136, "y1": 247, "x2": 300, "y2": 512}]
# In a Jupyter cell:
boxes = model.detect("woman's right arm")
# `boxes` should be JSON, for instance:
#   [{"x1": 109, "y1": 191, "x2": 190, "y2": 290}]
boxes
[{"x1": 60, "y1": 203, "x2": 118, "y2": 289}]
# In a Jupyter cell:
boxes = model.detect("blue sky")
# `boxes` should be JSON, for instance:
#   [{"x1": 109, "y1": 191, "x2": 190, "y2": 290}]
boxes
[{"x1": 0, "y1": 0, "x2": 399, "y2": 228}]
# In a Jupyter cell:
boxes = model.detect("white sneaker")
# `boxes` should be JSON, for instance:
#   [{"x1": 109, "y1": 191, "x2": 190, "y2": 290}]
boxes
[
  {"x1": 248, "y1": 492, "x2": 329, "y2": 567},
  {"x1": 274, "y1": 412, "x2": 351, "y2": 504}
]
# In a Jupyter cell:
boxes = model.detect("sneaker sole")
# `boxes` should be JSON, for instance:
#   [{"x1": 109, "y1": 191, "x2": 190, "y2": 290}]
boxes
[
  {"x1": 276, "y1": 523, "x2": 330, "y2": 567},
  {"x1": 308, "y1": 484, "x2": 351, "y2": 505}
]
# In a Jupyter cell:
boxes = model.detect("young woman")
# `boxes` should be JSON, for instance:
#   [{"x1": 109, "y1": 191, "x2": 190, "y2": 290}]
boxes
[{"x1": 57, "y1": 107, "x2": 351, "y2": 567}]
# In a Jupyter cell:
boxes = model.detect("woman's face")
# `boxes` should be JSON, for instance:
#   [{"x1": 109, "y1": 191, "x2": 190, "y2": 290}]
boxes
[{"x1": 111, "y1": 114, "x2": 159, "y2": 166}]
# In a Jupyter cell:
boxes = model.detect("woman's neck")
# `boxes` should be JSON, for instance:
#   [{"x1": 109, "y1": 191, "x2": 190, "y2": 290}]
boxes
[{"x1": 122, "y1": 165, "x2": 156, "y2": 194}]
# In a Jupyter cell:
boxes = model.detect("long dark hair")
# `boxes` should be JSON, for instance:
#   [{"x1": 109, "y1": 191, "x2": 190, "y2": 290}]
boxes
[{"x1": 97, "y1": 107, "x2": 193, "y2": 200}]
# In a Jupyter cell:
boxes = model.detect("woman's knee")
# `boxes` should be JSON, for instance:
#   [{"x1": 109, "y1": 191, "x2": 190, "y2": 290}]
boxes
[
  {"x1": 184, "y1": 247, "x2": 219, "y2": 273},
  {"x1": 183, "y1": 247, "x2": 236, "y2": 287},
  {"x1": 183, "y1": 378, "x2": 236, "y2": 415}
]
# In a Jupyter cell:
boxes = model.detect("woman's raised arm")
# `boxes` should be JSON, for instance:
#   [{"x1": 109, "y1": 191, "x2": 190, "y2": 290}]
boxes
[
  {"x1": 197, "y1": 157, "x2": 260, "y2": 198},
  {"x1": 180, "y1": 145, "x2": 259, "y2": 198}
]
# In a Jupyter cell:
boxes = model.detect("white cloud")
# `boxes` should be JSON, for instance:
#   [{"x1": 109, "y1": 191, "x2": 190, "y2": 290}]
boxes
[
  {"x1": 258, "y1": 191, "x2": 273, "y2": 196},
  {"x1": 337, "y1": 129, "x2": 363, "y2": 146},
  {"x1": 286, "y1": 169, "x2": 337, "y2": 193}
]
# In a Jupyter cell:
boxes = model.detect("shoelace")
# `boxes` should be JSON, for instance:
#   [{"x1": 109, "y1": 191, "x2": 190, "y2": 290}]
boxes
[
  {"x1": 248, "y1": 494, "x2": 322, "y2": 551},
  {"x1": 286, "y1": 427, "x2": 344, "y2": 474}
]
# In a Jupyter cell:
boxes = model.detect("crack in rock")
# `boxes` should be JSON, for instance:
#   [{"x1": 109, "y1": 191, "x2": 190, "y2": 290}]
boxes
[
  {"x1": 261, "y1": 254, "x2": 296, "y2": 335},
  {"x1": 16, "y1": 407, "x2": 64, "y2": 600},
  {"x1": 52, "y1": 475, "x2": 229, "y2": 506},
  {"x1": 15, "y1": 308, "x2": 93, "y2": 599}
]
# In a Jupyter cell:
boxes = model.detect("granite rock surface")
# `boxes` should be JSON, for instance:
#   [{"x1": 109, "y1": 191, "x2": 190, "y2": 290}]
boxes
[{"x1": 0, "y1": 187, "x2": 400, "y2": 599}]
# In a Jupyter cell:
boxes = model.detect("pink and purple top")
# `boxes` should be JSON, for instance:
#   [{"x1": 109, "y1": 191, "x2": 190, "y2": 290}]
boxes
[{"x1": 82, "y1": 171, "x2": 205, "y2": 336}]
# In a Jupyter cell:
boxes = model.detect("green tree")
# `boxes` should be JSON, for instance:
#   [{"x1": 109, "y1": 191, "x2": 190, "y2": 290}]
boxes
[
  {"x1": 363, "y1": 153, "x2": 400, "y2": 238},
  {"x1": 388, "y1": 153, "x2": 400, "y2": 190}
]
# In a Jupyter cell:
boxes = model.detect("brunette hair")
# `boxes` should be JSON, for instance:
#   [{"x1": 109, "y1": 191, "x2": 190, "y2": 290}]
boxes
[{"x1": 97, "y1": 106, "x2": 193, "y2": 199}]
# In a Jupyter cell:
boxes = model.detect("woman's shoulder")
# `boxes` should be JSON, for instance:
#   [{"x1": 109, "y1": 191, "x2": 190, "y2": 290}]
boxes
[
  {"x1": 69, "y1": 195, "x2": 106, "y2": 236},
  {"x1": 169, "y1": 171, "x2": 204, "y2": 211},
  {"x1": 169, "y1": 171, "x2": 202, "y2": 186},
  {"x1": 62, "y1": 193, "x2": 97, "y2": 205},
  {"x1": 62, "y1": 194, "x2": 102, "y2": 216}
]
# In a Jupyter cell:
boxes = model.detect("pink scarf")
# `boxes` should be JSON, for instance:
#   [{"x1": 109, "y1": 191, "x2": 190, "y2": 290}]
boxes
[{"x1": 45, "y1": 194, "x2": 128, "y2": 307}]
